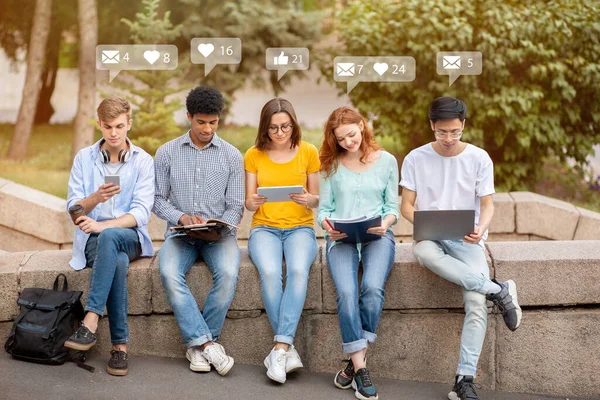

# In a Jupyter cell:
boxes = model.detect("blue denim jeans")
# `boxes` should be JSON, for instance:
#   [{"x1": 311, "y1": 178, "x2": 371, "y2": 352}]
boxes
[
  {"x1": 248, "y1": 225, "x2": 317, "y2": 345},
  {"x1": 84, "y1": 228, "x2": 141, "y2": 345},
  {"x1": 413, "y1": 240, "x2": 490, "y2": 377},
  {"x1": 326, "y1": 230, "x2": 395, "y2": 354},
  {"x1": 158, "y1": 232, "x2": 240, "y2": 348}
]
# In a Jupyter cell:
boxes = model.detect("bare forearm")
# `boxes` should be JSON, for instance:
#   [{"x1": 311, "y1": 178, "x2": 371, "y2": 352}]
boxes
[
  {"x1": 77, "y1": 193, "x2": 101, "y2": 215},
  {"x1": 382, "y1": 214, "x2": 397, "y2": 229},
  {"x1": 307, "y1": 194, "x2": 320, "y2": 209},
  {"x1": 477, "y1": 203, "x2": 495, "y2": 232},
  {"x1": 401, "y1": 204, "x2": 415, "y2": 224},
  {"x1": 245, "y1": 199, "x2": 259, "y2": 212}
]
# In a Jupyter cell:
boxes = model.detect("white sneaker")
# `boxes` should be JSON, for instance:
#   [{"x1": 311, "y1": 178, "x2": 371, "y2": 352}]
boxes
[
  {"x1": 264, "y1": 347, "x2": 287, "y2": 383},
  {"x1": 202, "y1": 343, "x2": 234, "y2": 376},
  {"x1": 186, "y1": 346, "x2": 211, "y2": 372},
  {"x1": 285, "y1": 345, "x2": 303, "y2": 373}
]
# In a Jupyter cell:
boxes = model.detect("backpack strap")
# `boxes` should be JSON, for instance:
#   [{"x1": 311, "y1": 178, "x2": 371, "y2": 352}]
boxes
[
  {"x1": 69, "y1": 350, "x2": 95, "y2": 372},
  {"x1": 53, "y1": 274, "x2": 69, "y2": 291}
]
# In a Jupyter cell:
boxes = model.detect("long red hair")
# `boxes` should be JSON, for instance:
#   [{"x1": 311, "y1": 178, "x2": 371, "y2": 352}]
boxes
[{"x1": 319, "y1": 107, "x2": 380, "y2": 178}]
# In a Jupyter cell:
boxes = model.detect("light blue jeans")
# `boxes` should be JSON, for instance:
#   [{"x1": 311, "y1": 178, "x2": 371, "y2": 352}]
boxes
[
  {"x1": 85, "y1": 228, "x2": 141, "y2": 345},
  {"x1": 413, "y1": 240, "x2": 490, "y2": 377},
  {"x1": 248, "y1": 225, "x2": 318, "y2": 345},
  {"x1": 159, "y1": 232, "x2": 240, "y2": 348},
  {"x1": 326, "y1": 230, "x2": 396, "y2": 354}
]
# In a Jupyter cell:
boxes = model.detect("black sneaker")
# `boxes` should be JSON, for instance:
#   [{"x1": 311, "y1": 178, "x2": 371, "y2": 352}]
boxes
[
  {"x1": 351, "y1": 368, "x2": 378, "y2": 400},
  {"x1": 334, "y1": 358, "x2": 355, "y2": 389},
  {"x1": 486, "y1": 279, "x2": 522, "y2": 331},
  {"x1": 64, "y1": 324, "x2": 97, "y2": 351},
  {"x1": 448, "y1": 375, "x2": 480, "y2": 400},
  {"x1": 106, "y1": 350, "x2": 128, "y2": 376}
]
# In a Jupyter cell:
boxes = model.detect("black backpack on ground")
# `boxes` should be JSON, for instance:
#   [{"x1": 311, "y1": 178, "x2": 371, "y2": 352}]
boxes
[{"x1": 4, "y1": 274, "x2": 85, "y2": 365}]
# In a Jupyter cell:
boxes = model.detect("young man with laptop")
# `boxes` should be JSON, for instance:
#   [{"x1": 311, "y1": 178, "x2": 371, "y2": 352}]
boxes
[{"x1": 400, "y1": 97, "x2": 522, "y2": 400}]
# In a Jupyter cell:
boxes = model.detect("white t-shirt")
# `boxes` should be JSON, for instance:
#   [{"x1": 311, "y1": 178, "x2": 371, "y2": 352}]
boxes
[
  {"x1": 400, "y1": 143, "x2": 495, "y2": 244},
  {"x1": 98, "y1": 162, "x2": 123, "y2": 221}
]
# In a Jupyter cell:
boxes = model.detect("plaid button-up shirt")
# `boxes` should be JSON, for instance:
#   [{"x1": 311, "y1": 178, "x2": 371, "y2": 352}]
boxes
[{"x1": 153, "y1": 131, "x2": 245, "y2": 237}]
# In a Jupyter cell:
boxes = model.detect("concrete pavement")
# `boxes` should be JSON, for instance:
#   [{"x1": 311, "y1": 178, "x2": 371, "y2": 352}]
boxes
[{"x1": 0, "y1": 352, "x2": 589, "y2": 400}]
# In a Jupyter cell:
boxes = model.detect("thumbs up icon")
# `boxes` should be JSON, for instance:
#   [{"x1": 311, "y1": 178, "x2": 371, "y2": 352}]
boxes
[{"x1": 274, "y1": 51, "x2": 289, "y2": 66}]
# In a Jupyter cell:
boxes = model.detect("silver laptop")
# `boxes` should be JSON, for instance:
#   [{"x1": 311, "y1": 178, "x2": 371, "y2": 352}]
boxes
[{"x1": 413, "y1": 210, "x2": 475, "y2": 241}]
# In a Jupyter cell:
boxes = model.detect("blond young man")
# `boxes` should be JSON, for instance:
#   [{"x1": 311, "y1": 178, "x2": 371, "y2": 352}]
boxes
[{"x1": 64, "y1": 98, "x2": 155, "y2": 376}]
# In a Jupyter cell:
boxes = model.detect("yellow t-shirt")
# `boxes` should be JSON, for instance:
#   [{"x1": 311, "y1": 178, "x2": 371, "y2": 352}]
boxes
[{"x1": 244, "y1": 141, "x2": 320, "y2": 229}]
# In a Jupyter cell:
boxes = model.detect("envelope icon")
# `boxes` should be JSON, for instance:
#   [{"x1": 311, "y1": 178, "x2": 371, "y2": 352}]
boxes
[
  {"x1": 443, "y1": 55, "x2": 461, "y2": 70},
  {"x1": 102, "y1": 50, "x2": 120, "y2": 64},
  {"x1": 336, "y1": 62, "x2": 355, "y2": 77}
]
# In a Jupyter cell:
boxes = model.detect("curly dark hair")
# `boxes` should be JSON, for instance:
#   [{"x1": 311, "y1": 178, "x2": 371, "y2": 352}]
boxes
[{"x1": 186, "y1": 86, "x2": 225, "y2": 116}]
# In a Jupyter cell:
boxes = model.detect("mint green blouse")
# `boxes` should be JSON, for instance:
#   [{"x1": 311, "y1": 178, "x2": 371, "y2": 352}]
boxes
[{"x1": 318, "y1": 151, "x2": 400, "y2": 239}]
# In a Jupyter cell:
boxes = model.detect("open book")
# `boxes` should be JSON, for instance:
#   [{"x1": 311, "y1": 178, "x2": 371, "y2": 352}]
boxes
[
  {"x1": 170, "y1": 218, "x2": 239, "y2": 232},
  {"x1": 329, "y1": 215, "x2": 382, "y2": 244}
]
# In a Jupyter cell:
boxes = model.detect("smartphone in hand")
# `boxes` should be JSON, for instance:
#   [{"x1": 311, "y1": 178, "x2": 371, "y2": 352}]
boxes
[{"x1": 105, "y1": 175, "x2": 120, "y2": 186}]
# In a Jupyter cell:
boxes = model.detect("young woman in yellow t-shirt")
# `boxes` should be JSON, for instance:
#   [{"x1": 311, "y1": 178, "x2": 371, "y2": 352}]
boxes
[{"x1": 244, "y1": 98, "x2": 320, "y2": 384}]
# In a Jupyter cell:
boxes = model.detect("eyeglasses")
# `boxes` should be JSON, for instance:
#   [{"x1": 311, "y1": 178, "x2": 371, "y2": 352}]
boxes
[
  {"x1": 268, "y1": 124, "x2": 294, "y2": 134},
  {"x1": 434, "y1": 130, "x2": 463, "y2": 140}
]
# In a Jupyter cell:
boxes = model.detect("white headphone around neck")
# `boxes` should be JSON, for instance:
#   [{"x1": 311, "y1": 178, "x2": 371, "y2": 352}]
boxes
[{"x1": 99, "y1": 137, "x2": 132, "y2": 163}]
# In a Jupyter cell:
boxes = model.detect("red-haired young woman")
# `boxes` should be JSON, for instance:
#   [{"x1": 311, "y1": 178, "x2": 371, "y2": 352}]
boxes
[{"x1": 318, "y1": 107, "x2": 399, "y2": 400}]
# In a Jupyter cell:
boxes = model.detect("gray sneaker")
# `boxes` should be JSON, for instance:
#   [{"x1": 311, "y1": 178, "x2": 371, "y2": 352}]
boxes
[
  {"x1": 202, "y1": 343, "x2": 234, "y2": 376},
  {"x1": 486, "y1": 279, "x2": 522, "y2": 331}
]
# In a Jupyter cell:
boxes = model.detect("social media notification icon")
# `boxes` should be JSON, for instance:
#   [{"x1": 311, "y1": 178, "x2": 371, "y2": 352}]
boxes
[
  {"x1": 436, "y1": 52, "x2": 482, "y2": 86},
  {"x1": 266, "y1": 48, "x2": 310, "y2": 80}
]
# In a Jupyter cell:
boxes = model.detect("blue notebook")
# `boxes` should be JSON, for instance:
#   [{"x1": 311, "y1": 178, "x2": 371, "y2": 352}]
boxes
[{"x1": 330, "y1": 215, "x2": 382, "y2": 244}]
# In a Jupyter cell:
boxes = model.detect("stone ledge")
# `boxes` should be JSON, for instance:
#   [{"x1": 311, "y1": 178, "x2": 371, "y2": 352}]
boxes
[
  {"x1": 495, "y1": 310, "x2": 600, "y2": 399},
  {"x1": 0, "y1": 252, "x2": 22, "y2": 321},
  {"x1": 488, "y1": 241, "x2": 600, "y2": 306},
  {"x1": 511, "y1": 191, "x2": 580, "y2": 240},
  {"x1": 574, "y1": 207, "x2": 600, "y2": 240},
  {"x1": 489, "y1": 193, "x2": 515, "y2": 233},
  {"x1": 0, "y1": 181, "x2": 73, "y2": 244},
  {"x1": 306, "y1": 312, "x2": 496, "y2": 389}
]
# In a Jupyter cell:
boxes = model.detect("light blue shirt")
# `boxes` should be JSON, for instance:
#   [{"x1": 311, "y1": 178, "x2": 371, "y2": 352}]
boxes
[
  {"x1": 318, "y1": 151, "x2": 400, "y2": 241},
  {"x1": 67, "y1": 139, "x2": 155, "y2": 270}
]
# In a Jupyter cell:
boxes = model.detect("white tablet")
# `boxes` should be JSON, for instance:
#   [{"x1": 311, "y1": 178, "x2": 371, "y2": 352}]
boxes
[{"x1": 257, "y1": 185, "x2": 304, "y2": 202}]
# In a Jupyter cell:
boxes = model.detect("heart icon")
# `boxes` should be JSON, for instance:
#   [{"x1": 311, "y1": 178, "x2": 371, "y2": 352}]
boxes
[
  {"x1": 143, "y1": 50, "x2": 160, "y2": 65},
  {"x1": 198, "y1": 43, "x2": 214, "y2": 57},
  {"x1": 373, "y1": 63, "x2": 389, "y2": 76}
]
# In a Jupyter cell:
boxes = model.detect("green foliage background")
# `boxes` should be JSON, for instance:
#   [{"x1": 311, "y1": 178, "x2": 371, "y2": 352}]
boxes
[{"x1": 318, "y1": 0, "x2": 600, "y2": 190}]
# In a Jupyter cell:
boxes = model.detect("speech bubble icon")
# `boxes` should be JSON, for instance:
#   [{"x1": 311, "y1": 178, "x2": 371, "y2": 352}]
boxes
[
  {"x1": 96, "y1": 45, "x2": 178, "y2": 83},
  {"x1": 190, "y1": 38, "x2": 242, "y2": 77},
  {"x1": 437, "y1": 51, "x2": 482, "y2": 87},
  {"x1": 108, "y1": 70, "x2": 121, "y2": 82},
  {"x1": 266, "y1": 48, "x2": 310, "y2": 80},
  {"x1": 334, "y1": 56, "x2": 416, "y2": 94}
]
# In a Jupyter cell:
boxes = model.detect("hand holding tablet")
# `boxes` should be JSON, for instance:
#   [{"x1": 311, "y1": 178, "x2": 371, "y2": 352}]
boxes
[{"x1": 257, "y1": 185, "x2": 304, "y2": 202}]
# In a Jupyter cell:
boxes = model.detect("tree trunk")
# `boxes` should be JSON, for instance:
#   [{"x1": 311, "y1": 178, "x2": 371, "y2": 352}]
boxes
[
  {"x1": 71, "y1": 0, "x2": 98, "y2": 163},
  {"x1": 7, "y1": 0, "x2": 53, "y2": 160},
  {"x1": 34, "y1": 23, "x2": 61, "y2": 125}
]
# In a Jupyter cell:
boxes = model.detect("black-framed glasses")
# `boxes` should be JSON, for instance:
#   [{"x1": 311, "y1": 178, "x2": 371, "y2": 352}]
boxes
[{"x1": 268, "y1": 124, "x2": 294, "y2": 134}]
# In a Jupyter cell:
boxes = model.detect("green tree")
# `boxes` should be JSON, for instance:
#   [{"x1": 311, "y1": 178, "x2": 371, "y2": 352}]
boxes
[
  {"x1": 318, "y1": 0, "x2": 600, "y2": 190},
  {"x1": 174, "y1": 0, "x2": 322, "y2": 119},
  {"x1": 0, "y1": 0, "x2": 139, "y2": 124},
  {"x1": 115, "y1": 0, "x2": 189, "y2": 154}
]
